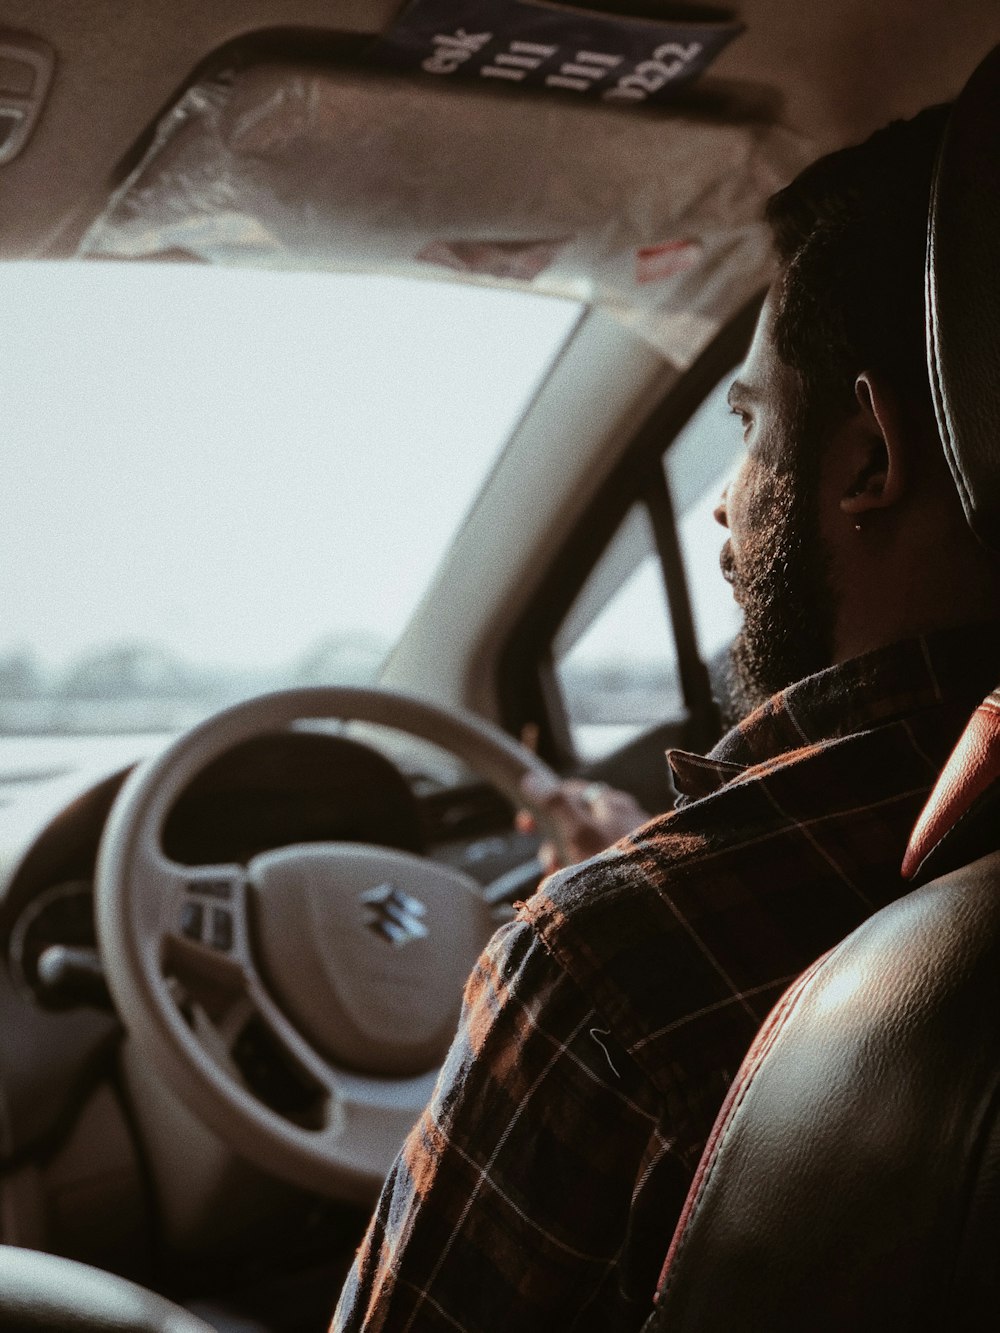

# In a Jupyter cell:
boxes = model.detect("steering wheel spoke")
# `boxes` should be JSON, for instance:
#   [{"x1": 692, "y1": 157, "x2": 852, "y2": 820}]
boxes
[
  {"x1": 159, "y1": 864, "x2": 252, "y2": 969},
  {"x1": 239, "y1": 972, "x2": 342, "y2": 1103}
]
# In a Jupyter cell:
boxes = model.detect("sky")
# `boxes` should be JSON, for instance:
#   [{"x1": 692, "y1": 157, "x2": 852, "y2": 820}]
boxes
[{"x1": 3, "y1": 263, "x2": 581, "y2": 674}]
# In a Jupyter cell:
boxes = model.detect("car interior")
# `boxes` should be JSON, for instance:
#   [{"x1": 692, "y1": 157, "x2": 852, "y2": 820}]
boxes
[{"x1": 3, "y1": 2, "x2": 1000, "y2": 1329}]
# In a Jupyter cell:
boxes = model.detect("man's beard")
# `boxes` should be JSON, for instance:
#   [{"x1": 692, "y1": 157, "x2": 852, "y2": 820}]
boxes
[{"x1": 721, "y1": 461, "x2": 836, "y2": 726}]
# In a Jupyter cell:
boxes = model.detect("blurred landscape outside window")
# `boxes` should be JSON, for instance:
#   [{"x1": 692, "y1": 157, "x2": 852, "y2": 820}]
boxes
[
  {"x1": 554, "y1": 372, "x2": 741, "y2": 760},
  {"x1": 2, "y1": 263, "x2": 580, "y2": 768}
]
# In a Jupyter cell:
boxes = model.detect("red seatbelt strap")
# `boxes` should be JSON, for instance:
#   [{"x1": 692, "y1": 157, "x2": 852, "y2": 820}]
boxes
[{"x1": 902, "y1": 688, "x2": 1000, "y2": 879}]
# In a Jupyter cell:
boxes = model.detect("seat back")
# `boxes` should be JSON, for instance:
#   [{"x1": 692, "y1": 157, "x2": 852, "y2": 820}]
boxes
[{"x1": 645, "y1": 850, "x2": 1000, "y2": 1330}]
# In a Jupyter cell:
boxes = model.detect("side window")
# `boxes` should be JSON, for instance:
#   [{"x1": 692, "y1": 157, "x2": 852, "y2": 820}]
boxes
[
  {"x1": 553, "y1": 503, "x2": 679, "y2": 761},
  {"x1": 665, "y1": 374, "x2": 743, "y2": 679},
  {"x1": 551, "y1": 369, "x2": 742, "y2": 763}
]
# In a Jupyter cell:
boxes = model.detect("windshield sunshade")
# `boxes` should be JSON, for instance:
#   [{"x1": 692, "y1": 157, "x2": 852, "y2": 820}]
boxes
[{"x1": 81, "y1": 61, "x2": 806, "y2": 368}]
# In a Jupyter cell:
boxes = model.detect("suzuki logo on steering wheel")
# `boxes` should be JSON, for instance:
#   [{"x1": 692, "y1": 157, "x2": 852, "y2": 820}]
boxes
[{"x1": 360, "y1": 882, "x2": 429, "y2": 948}]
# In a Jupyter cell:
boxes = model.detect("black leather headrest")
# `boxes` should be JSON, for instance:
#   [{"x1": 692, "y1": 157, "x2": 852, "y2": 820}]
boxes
[{"x1": 926, "y1": 44, "x2": 1000, "y2": 550}]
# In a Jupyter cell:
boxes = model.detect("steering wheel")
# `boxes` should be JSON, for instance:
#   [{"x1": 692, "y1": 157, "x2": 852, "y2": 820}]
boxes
[
  {"x1": 0, "y1": 1245, "x2": 214, "y2": 1332},
  {"x1": 95, "y1": 687, "x2": 564, "y2": 1200}
]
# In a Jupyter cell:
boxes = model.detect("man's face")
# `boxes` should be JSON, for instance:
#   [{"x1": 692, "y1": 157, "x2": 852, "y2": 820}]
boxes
[{"x1": 717, "y1": 288, "x2": 838, "y2": 718}]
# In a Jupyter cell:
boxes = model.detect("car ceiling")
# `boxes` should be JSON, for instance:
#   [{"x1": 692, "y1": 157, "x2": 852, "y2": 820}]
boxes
[{"x1": 3, "y1": 0, "x2": 999, "y2": 262}]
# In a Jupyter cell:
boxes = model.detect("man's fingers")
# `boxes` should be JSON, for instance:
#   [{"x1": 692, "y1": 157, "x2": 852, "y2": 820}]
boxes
[
  {"x1": 520, "y1": 769, "x2": 568, "y2": 808},
  {"x1": 514, "y1": 809, "x2": 537, "y2": 835},
  {"x1": 518, "y1": 773, "x2": 650, "y2": 871},
  {"x1": 521, "y1": 774, "x2": 596, "y2": 820}
]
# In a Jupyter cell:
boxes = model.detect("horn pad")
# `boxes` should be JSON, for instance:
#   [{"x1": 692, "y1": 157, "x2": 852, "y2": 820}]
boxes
[{"x1": 248, "y1": 842, "x2": 493, "y2": 1077}]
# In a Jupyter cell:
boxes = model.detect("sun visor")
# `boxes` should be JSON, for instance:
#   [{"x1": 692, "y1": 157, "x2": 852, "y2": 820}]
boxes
[{"x1": 79, "y1": 63, "x2": 807, "y2": 368}]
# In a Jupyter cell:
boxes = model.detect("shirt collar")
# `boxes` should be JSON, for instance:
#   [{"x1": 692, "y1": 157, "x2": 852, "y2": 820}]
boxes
[{"x1": 668, "y1": 619, "x2": 1000, "y2": 803}]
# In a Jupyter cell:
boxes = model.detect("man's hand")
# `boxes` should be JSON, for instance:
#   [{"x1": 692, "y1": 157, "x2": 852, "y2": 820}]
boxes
[{"x1": 517, "y1": 773, "x2": 650, "y2": 871}]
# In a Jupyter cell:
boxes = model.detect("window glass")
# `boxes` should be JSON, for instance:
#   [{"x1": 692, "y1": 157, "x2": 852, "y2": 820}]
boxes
[
  {"x1": 553, "y1": 367, "x2": 743, "y2": 764},
  {"x1": 553, "y1": 504, "x2": 680, "y2": 761},
  {"x1": 665, "y1": 371, "x2": 743, "y2": 674},
  {"x1": 1, "y1": 263, "x2": 581, "y2": 753}
]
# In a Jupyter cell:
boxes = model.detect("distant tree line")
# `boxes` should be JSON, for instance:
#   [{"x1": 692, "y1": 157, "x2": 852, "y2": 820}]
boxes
[
  {"x1": 0, "y1": 636, "x2": 696, "y2": 735},
  {"x1": 0, "y1": 633, "x2": 391, "y2": 734}
]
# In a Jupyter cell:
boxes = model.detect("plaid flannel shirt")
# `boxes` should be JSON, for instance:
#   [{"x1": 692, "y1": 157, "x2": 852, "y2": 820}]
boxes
[{"x1": 333, "y1": 622, "x2": 1000, "y2": 1333}]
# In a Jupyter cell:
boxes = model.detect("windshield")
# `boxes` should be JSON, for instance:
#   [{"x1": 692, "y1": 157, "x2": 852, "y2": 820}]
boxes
[{"x1": 2, "y1": 263, "x2": 581, "y2": 743}]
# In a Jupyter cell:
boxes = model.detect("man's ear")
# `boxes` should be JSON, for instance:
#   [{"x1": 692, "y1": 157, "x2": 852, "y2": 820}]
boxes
[{"x1": 840, "y1": 371, "x2": 908, "y2": 516}]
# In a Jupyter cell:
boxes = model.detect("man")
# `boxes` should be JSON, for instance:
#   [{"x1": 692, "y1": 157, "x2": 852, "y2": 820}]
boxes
[{"x1": 334, "y1": 103, "x2": 1000, "y2": 1331}]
